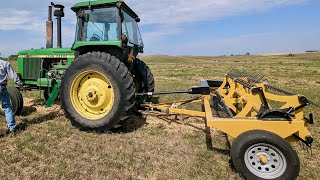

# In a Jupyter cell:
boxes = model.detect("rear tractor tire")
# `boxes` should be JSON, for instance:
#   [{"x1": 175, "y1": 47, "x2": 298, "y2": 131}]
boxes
[
  {"x1": 134, "y1": 59, "x2": 155, "y2": 103},
  {"x1": 231, "y1": 130, "x2": 300, "y2": 180},
  {"x1": 61, "y1": 52, "x2": 135, "y2": 131},
  {"x1": 0, "y1": 86, "x2": 23, "y2": 116}
]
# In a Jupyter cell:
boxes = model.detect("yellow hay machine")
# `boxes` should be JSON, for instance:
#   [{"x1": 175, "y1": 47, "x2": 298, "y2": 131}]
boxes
[{"x1": 139, "y1": 70, "x2": 315, "y2": 180}]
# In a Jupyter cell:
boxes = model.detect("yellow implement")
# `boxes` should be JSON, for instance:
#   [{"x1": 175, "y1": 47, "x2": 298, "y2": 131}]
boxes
[{"x1": 141, "y1": 70, "x2": 315, "y2": 179}]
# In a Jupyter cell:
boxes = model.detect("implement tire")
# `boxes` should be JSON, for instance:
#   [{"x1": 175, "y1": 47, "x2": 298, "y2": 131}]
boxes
[
  {"x1": 231, "y1": 130, "x2": 300, "y2": 180},
  {"x1": 0, "y1": 86, "x2": 23, "y2": 116},
  {"x1": 134, "y1": 59, "x2": 155, "y2": 102},
  {"x1": 61, "y1": 52, "x2": 135, "y2": 131}
]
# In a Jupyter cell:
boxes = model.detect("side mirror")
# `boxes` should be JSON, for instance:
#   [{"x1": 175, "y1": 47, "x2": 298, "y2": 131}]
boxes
[{"x1": 135, "y1": 17, "x2": 140, "y2": 22}]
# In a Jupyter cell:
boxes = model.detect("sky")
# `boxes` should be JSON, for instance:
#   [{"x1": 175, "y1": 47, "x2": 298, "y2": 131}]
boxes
[{"x1": 0, "y1": 0, "x2": 319, "y2": 57}]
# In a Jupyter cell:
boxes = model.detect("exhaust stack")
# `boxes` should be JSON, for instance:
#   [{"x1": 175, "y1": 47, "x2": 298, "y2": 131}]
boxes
[
  {"x1": 51, "y1": 2, "x2": 65, "y2": 48},
  {"x1": 46, "y1": 6, "x2": 53, "y2": 48}
]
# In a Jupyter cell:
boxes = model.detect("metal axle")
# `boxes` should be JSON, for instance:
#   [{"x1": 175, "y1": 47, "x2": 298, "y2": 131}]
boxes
[{"x1": 136, "y1": 85, "x2": 211, "y2": 96}]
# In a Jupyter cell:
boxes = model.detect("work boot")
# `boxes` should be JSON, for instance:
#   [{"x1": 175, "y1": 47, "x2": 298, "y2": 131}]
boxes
[
  {"x1": 8, "y1": 131, "x2": 16, "y2": 138},
  {"x1": 6, "y1": 128, "x2": 19, "y2": 137}
]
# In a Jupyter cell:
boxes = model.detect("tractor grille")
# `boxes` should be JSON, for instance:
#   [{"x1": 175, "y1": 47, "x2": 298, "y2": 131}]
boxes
[{"x1": 23, "y1": 58, "x2": 42, "y2": 80}]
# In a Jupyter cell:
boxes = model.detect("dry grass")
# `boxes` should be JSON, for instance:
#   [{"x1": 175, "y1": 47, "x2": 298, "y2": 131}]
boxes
[{"x1": 0, "y1": 52, "x2": 319, "y2": 179}]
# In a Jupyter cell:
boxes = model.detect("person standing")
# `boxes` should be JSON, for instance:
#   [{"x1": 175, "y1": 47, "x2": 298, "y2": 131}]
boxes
[{"x1": 0, "y1": 59, "x2": 23, "y2": 137}]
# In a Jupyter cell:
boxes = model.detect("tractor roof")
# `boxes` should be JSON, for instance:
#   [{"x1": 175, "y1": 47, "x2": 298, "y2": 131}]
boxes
[{"x1": 71, "y1": 0, "x2": 138, "y2": 18}]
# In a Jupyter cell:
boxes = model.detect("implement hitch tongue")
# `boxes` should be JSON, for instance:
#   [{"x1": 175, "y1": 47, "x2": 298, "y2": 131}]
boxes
[{"x1": 140, "y1": 70, "x2": 316, "y2": 149}]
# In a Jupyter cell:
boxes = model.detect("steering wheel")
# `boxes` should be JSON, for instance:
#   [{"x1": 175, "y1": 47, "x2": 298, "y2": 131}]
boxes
[{"x1": 91, "y1": 33, "x2": 103, "y2": 41}]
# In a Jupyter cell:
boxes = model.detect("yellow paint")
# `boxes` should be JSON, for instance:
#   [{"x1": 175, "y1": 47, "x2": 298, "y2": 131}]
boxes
[
  {"x1": 203, "y1": 96, "x2": 310, "y2": 139},
  {"x1": 70, "y1": 70, "x2": 115, "y2": 120},
  {"x1": 146, "y1": 99, "x2": 205, "y2": 117},
  {"x1": 217, "y1": 77, "x2": 305, "y2": 120},
  {"x1": 143, "y1": 74, "x2": 313, "y2": 144},
  {"x1": 259, "y1": 155, "x2": 268, "y2": 164}
]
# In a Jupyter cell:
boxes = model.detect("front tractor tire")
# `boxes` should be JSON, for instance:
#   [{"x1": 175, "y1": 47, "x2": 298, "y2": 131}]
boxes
[
  {"x1": 0, "y1": 86, "x2": 24, "y2": 116},
  {"x1": 61, "y1": 52, "x2": 135, "y2": 131}
]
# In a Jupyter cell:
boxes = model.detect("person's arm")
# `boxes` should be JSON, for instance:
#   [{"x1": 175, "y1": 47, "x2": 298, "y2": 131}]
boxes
[{"x1": 6, "y1": 63, "x2": 23, "y2": 87}]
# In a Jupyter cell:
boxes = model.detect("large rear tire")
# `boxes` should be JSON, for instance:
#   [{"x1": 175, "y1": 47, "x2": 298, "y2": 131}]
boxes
[
  {"x1": 0, "y1": 86, "x2": 23, "y2": 116},
  {"x1": 61, "y1": 52, "x2": 135, "y2": 131},
  {"x1": 231, "y1": 130, "x2": 300, "y2": 180},
  {"x1": 134, "y1": 59, "x2": 155, "y2": 102}
]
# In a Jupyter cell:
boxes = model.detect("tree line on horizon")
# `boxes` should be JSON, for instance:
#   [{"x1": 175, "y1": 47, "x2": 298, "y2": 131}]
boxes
[{"x1": 0, "y1": 52, "x2": 18, "y2": 61}]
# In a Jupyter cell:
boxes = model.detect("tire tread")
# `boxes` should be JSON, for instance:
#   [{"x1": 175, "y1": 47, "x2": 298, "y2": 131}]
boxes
[{"x1": 61, "y1": 51, "x2": 135, "y2": 130}]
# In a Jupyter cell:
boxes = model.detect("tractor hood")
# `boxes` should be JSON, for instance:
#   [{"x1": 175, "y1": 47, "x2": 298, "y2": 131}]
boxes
[{"x1": 18, "y1": 48, "x2": 75, "y2": 58}]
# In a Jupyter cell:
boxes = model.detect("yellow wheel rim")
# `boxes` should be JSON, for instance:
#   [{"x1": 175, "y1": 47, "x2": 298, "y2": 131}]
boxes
[{"x1": 70, "y1": 70, "x2": 115, "y2": 120}]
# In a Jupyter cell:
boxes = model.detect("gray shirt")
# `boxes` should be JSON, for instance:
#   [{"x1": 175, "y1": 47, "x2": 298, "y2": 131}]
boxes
[{"x1": 0, "y1": 59, "x2": 23, "y2": 87}]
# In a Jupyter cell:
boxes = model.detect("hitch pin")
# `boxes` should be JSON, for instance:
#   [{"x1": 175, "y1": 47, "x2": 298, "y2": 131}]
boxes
[{"x1": 287, "y1": 107, "x2": 295, "y2": 113}]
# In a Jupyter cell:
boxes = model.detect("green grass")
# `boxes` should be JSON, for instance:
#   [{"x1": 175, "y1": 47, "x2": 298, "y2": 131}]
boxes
[{"x1": 0, "y1": 52, "x2": 319, "y2": 179}]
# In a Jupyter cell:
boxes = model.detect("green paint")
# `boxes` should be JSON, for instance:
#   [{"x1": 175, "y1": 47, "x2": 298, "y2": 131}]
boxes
[
  {"x1": 18, "y1": 48, "x2": 74, "y2": 56},
  {"x1": 17, "y1": 48, "x2": 75, "y2": 79},
  {"x1": 71, "y1": 0, "x2": 138, "y2": 18},
  {"x1": 71, "y1": 41, "x2": 122, "y2": 51},
  {"x1": 72, "y1": 0, "x2": 118, "y2": 10},
  {"x1": 53, "y1": 64, "x2": 69, "y2": 69},
  {"x1": 37, "y1": 78, "x2": 54, "y2": 87},
  {"x1": 46, "y1": 82, "x2": 61, "y2": 107},
  {"x1": 17, "y1": 47, "x2": 75, "y2": 107},
  {"x1": 23, "y1": 80, "x2": 38, "y2": 86},
  {"x1": 17, "y1": 1, "x2": 142, "y2": 106},
  {"x1": 17, "y1": 57, "x2": 24, "y2": 76}
]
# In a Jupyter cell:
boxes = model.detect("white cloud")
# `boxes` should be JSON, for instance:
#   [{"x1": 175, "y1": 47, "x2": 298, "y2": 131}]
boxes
[
  {"x1": 127, "y1": 0, "x2": 307, "y2": 25},
  {"x1": 0, "y1": 9, "x2": 43, "y2": 31},
  {"x1": 142, "y1": 25, "x2": 184, "y2": 44},
  {"x1": 0, "y1": 38, "x2": 35, "y2": 57},
  {"x1": 0, "y1": 0, "x2": 79, "y2": 31},
  {"x1": 160, "y1": 30, "x2": 320, "y2": 56},
  {"x1": 0, "y1": 0, "x2": 312, "y2": 56},
  {"x1": 0, "y1": 0, "x2": 308, "y2": 33},
  {"x1": 125, "y1": 0, "x2": 309, "y2": 54}
]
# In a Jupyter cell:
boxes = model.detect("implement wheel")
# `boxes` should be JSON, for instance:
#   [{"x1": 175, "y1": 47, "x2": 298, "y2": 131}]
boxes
[
  {"x1": 0, "y1": 86, "x2": 23, "y2": 116},
  {"x1": 134, "y1": 59, "x2": 155, "y2": 102},
  {"x1": 61, "y1": 52, "x2": 135, "y2": 131},
  {"x1": 231, "y1": 130, "x2": 300, "y2": 180}
]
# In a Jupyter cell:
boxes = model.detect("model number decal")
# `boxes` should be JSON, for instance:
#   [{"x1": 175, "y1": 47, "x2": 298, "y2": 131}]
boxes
[{"x1": 18, "y1": 55, "x2": 75, "y2": 58}]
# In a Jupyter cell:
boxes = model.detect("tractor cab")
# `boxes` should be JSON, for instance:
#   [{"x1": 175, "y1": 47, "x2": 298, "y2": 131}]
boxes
[
  {"x1": 72, "y1": 0, "x2": 144, "y2": 57},
  {"x1": 77, "y1": 8, "x2": 119, "y2": 42},
  {"x1": 60, "y1": 0, "x2": 154, "y2": 132}
]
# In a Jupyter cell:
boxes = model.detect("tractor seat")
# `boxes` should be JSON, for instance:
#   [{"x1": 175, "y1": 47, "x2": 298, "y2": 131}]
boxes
[{"x1": 90, "y1": 36, "x2": 100, "y2": 41}]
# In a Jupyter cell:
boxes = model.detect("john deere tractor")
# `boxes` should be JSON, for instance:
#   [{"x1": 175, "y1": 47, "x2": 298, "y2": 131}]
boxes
[{"x1": 17, "y1": 0, "x2": 154, "y2": 130}]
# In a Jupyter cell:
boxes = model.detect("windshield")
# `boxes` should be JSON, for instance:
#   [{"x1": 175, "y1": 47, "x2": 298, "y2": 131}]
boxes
[
  {"x1": 77, "y1": 7, "x2": 119, "y2": 41},
  {"x1": 122, "y1": 11, "x2": 144, "y2": 47}
]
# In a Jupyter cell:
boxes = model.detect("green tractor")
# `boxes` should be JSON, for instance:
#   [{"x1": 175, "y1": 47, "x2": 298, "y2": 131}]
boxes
[{"x1": 17, "y1": 0, "x2": 155, "y2": 130}]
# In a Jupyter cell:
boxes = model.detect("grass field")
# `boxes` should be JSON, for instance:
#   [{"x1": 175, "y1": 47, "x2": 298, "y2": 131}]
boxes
[{"x1": 0, "y1": 52, "x2": 319, "y2": 179}]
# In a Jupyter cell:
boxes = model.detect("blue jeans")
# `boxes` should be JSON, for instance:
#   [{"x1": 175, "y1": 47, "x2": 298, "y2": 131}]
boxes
[{"x1": 0, "y1": 87, "x2": 16, "y2": 131}]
